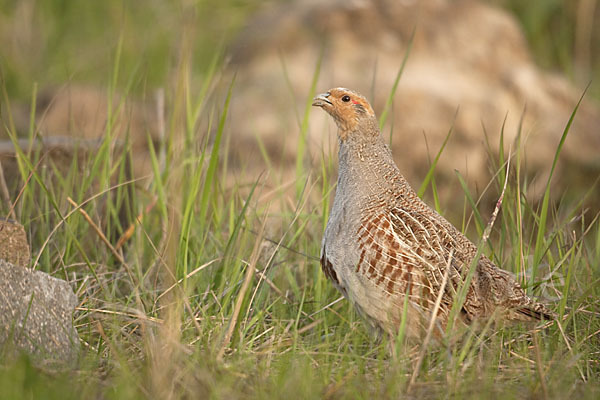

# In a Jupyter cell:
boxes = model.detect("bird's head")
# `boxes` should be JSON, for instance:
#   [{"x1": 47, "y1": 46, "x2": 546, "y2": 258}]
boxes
[{"x1": 312, "y1": 88, "x2": 377, "y2": 140}]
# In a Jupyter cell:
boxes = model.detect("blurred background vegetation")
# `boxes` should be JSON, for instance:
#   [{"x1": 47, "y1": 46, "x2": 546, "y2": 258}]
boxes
[
  {"x1": 496, "y1": 0, "x2": 599, "y2": 94},
  {"x1": 1, "y1": 0, "x2": 598, "y2": 103},
  {"x1": 0, "y1": 0, "x2": 258, "y2": 101}
]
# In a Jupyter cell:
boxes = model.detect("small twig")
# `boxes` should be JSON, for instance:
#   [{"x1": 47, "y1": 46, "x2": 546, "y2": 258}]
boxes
[
  {"x1": 0, "y1": 137, "x2": 112, "y2": 153},
  {"x1": 245, "y1": 228, "x2": 320, "y2": 262},
  {"x1": 95, "y1": 319, "x2": 120, "y2": 361},
  {"x1": 584, "y1": 328, "x2": 600, "y2": 343},
  {"x1": 243, "y1": 177, "x2": 319, "y2": 329},
  {"x1": 67, "y1": 196, "x2": 136, "y2": 285},
  {"x1": 408, "y1": 249, "x2": 453, "y2": 392},
  {"x1": 33, "y1": 176, "x2": 146, "y2": 268},
  {"x1": 308, "y1": 296, "x2": 345, "y2": 318},
  {"x1": 508, "y1": 350, "x2": 535, "y2": 365},
  {"x1": 244, "y1": 260, "x2": 315, "y2": 322},
  {"x1": 555, "y1": 317, "x2": 586, "y2": 381},
  {"x1": 446, "y1": 150, "x2": 512, "y2": 332},
  {"x1": 296, "y1": 318, "x2": 323, "y2": 335},
  {"x1": 323, "y1": 369, "x2": 355, "y2": 400},
  {"x1": 251, "y1": 264, "x2": 287, "y2": 299},
  {"x1": 155, "y1": 88, "x2": 166, "y2": 176},
  {"x1": 77, "y1": 307, "x2": 162, "y2": 324},
  {"x1": 156, "y1": 258, "x2": 221, "y2": 302},
  {"x1": 482, "y1": 149, "x2": 511, "y2": 244},
  {"x1": 115, "y1": 196, "x2": 158, "y2": 250},
  {"x1": 183, "y1": 296, "x2": 203, "y2": 340},
  {"x1": 531, "y1": 331, "x2": 549, "y2": 400},
  {"x1": 6, "y1": 151, "x2": 48, "y2": 221},
  {"x1": 0, "y1": 159, "x2": 15, "y2": 219},
  {"x1": 217, "y1": 215, "x2": 267, "y2": 361}
]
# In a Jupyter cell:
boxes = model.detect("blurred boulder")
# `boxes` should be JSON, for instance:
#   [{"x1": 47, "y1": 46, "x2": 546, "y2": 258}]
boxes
[
  {"x1": 1, "y1": 85, "x2": 160, "y2": 188},
  {"x1": 227, "y1": 0, "x2": 600, "y2": 206},
  {"x1": 34, "y1": 85, "x2": 159, "y2": 181},
  {"x1": 36, "y1": 85, "x2": 156, "y2": 144},
  {"x1": 0, "y1": 85, "x2": 161, "y2": 240},
  {"x1": 0, "y1": 259, "x2": 79, "y2": 366}
]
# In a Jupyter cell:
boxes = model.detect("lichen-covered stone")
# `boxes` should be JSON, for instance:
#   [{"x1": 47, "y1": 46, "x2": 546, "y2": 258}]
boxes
[{"x1": 0, "y1": 259, "x2": 79, "y2": 366}]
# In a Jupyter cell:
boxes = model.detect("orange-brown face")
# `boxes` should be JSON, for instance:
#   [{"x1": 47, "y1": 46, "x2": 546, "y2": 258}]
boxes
[{"x1": 312, "y1": 88, "x2": 375, "y2": 136}]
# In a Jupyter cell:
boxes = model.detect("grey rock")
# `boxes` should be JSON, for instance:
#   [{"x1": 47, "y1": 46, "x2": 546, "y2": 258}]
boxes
[{"x1": 0, "y1": 259, "x2": 79, "y2": 366}]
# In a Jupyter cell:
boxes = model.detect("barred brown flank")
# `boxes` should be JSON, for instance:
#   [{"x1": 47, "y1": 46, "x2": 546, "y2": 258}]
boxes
[{"x1": 314, "y1": 87, "x2": 554, "y2": 340}]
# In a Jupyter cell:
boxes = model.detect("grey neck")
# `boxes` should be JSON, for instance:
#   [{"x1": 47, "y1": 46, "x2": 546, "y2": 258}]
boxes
[{"x1": 336, "y1": 130, "x2": 402, "y2": 210}]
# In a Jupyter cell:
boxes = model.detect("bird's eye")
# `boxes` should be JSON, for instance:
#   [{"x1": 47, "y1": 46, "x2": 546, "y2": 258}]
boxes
[{"x1": 342, "y1": 95, "x2": 351, "y2": 102}]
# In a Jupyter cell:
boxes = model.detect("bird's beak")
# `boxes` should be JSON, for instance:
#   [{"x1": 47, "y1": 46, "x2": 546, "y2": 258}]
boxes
[{"x1": 312, "y1": 92, "x2": 332, "y2": 107}]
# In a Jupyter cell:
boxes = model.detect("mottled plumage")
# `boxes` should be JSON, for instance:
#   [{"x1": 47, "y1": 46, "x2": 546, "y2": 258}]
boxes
[{"x1": 313, "y1": 87, "x2": 553, "y2": 339}]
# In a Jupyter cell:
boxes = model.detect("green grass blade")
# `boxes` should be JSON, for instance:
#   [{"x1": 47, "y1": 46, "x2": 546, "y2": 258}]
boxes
[
  {"x1": 295, "y1": 50, "x2": 323, "y2": 195},
  {"x1": 378, "y1": 28, "x2": 415, "y2": 130},
  {"x1": 532, "y1": 86, "x2": 588, "y2": 281},
  {"x1": 198, "y1": 75, "x2": 235, "y2": 225},
  {"x1": 455, "y1": 170, "x2": 484, "y2": 236},
  {"x1": 417, "y1": 109, "x2": 457, "y2": 198}
]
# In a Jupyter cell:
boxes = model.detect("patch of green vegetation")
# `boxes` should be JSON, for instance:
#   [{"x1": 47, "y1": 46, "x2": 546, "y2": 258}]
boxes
[
  {"x1": 0, "y1": 0, "x2": 257, "y2": 100},
  {"x1": 492, "y1": 0, "x2": 600, "y2": 98}
]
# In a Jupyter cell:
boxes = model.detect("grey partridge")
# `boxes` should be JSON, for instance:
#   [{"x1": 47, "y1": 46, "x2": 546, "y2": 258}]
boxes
[{"x1": 313, "y1": 87, "x2": 553, "y2": 340}]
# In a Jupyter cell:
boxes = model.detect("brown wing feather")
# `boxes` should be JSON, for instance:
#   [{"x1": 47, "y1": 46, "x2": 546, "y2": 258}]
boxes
[{"x1": 355, "y1": 205, "x2": 491, "y2": 322}]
